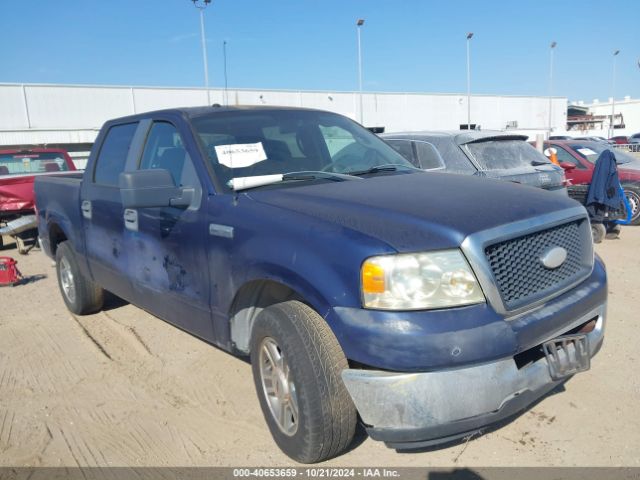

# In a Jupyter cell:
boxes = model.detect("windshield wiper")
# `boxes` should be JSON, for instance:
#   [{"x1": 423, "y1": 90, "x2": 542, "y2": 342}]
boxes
[
  {"x1": 228, "y1": 171, "x2": 360, "y2": 191},
  {"x1": 282, "y1": 171, "x2": 360, "y2": 182},
  {"x1": 346, "y1": 163, "x2": 419, "y2": 177},
  {"x1": 531, "y1": 159, "x2": 551, "y2": 166}
]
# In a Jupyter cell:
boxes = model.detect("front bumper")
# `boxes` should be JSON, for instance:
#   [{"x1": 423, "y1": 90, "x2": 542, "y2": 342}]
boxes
[{"x1": 341, "y1": 303, "x2": 606, "y2": 449}]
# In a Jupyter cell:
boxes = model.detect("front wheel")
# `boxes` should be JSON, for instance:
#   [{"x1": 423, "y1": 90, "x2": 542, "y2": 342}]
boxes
[
  {"x1": 250, "y1": 300, "x2": 357, "y2": 463},
  {"x1": 623, "y1": 185, "x2": 640, "y2": 225},
  {"x1": 55, "y1": 241, "x2": 104, "y2": 315}
]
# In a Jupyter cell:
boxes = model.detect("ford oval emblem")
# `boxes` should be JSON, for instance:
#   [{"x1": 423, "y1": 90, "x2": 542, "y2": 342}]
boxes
[{"x1": 540, "y1": 246, "x2": 567, "y2": 269}]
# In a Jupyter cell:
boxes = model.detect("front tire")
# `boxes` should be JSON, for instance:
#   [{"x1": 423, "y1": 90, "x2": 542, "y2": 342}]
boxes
[
  {"x1": 55, "y1": 241, "x2": 104, "y2": 315},
  {"x1": 250, "y1": 300, "x2": 357, "y2": 463}
]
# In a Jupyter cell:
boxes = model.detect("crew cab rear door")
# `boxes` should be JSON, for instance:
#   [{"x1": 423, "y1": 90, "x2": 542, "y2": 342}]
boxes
[{"x1": 81, "y1": 122, "x2": 139, "y2": 300}]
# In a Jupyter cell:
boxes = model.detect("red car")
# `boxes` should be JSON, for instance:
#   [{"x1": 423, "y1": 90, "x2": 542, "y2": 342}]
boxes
[
  {"x1": 0, "y1": 148, "x2": 76, "y2": 218},
  {"x1": 1, "y1": 148, "x2": 76, "y2": 251},
  {"x1": 609, "y1": 136, "x2": 629, "y2": 145},
  {"x1": 543, "y1": 140, "x2": 640, "y2": 225}
]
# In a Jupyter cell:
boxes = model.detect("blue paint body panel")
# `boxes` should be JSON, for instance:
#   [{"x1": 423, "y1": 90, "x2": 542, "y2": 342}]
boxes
[{"x1": 34, "y1": 107, "x2": 608, "y2": 373}]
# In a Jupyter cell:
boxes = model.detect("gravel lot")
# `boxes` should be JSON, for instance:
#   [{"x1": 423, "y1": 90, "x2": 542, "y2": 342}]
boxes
[{"x1": 1, "y1": 228, "x2": 639, "y2": 468}]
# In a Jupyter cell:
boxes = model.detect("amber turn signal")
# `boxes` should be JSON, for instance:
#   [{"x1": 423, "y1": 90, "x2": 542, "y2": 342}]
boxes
[{"x1": 361, "y1": 261, "x2": 386, "y2": 294}]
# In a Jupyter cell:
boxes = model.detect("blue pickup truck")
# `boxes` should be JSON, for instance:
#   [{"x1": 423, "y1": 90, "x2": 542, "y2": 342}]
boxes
[{"x1": 34, "y1": 106, "x2": 607, "y2": 463}]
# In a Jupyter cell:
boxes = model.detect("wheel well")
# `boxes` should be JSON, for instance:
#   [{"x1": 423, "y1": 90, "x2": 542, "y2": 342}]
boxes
[
  {"x1": 229, "y1": 280, "x2": 303, "y2": 354},
  {"x1": 48, "y1": 223, "x2": 68, "y2": 255}
]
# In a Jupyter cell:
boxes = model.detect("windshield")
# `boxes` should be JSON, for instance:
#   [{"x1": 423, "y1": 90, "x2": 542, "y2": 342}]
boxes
[
  {"x1": 464, "y1": 139, "x2": 551, "y2": 170},
  {"x1": 568, "y1": 143, "x2": 634, "y2": 165},
  {"x1": 191, "y1": 109, "x2": 413, "y2": 190},
  {"x1": 0, "y1": 152, "x2": 70, "y2": 176}
]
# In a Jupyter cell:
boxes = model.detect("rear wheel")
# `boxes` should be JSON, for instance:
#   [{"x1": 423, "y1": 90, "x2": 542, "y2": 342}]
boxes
[
  {"x1": 55, "y1": 241, "x2": 104, "y2": 315},
  {"x1": 623, "y1": 185, "x2": 640, "y2": 225},
  {"x1": 591, "y1": 223, "x2": 606, "y2": 244},
  {"x1": 250, "y1": 300, "x2": 357, "y2": 463}
]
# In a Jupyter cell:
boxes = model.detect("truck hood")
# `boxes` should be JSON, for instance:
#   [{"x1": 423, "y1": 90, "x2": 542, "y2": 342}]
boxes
[{"x1": 248, "y1": 171, "x2": 580, "y2": 252}]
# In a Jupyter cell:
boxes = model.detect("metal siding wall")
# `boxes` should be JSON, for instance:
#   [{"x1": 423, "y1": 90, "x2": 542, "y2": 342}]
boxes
[
  {"x1": 132, "y1": 88, "x2": 213, "y2": 112},
  {"x1": 24, "y1": 85, "x2": 132, "y2": 129},
  {"x1": 0, "y1": 85, "x2": 30, "y2": 129},
  {"x1": 0, "y1": 83, "x2": 571, "y2": 145},
  {"x1": 300, "y1": 92, "x2": 357, "y2": 119},
  {"x1": 0, "y1": 129, "x2": 99, "y2": 148}
]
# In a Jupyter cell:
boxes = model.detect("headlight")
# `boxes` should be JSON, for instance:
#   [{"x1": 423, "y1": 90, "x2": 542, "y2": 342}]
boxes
[{"x1": 361, "y1": 250, "x2": 485, "y2": 310}]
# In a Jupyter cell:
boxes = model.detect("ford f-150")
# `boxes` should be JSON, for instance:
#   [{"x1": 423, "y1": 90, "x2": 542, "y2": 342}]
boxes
[{"x1": 34, "y1": 106, "x2": 607, "y2": 463}]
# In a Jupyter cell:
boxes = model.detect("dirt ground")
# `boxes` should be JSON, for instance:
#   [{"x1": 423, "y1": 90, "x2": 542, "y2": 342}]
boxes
[{"x1": 1, "y1": 228, "x2": 639, "y2": 468}]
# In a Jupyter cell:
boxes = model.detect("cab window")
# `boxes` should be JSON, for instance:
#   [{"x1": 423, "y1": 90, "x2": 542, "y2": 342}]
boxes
[
  {"x1": 139, "y1": 121, "x2": 202, "y2": 191},
  {"x1": 94, "y1": 123, "x2": 138, "y2": 186},
  {"x1": 554, "y1": 146, "x2": 586, "y2": 169}
]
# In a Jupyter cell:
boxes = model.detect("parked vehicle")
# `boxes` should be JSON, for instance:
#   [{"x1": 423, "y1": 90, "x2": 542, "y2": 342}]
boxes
[
  {"x1": 605, "y1": 135, "x2": 640, "y2": 153},
  {"x1": 542, "y1": 140, "x2": 640, "y2": 225},
  {"x1": 36, "y1": 106, "x2": 607, "y2": 463},
  {"x1": 609, "y1": 135, "x2": 629, "y2": 145},
  {"x1": 627, "y1": 133, "x2": 640, "y2": 152},
  {"x1": 549, "y1": 135, "x2": 573, "y2": 140},
  {"x1": 0, "y1": 148, "x2": 76, "y2": 252},
  {"x1": 574, "y1": 136, "x2": 614, "y2": 145},
  {"x1": 381, "y1": 131, "x2": 567, "y2": 193}
]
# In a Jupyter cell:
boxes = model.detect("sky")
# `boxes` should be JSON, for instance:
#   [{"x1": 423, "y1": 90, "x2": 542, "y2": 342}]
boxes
[{"x1": 2, "y1": 0, "x2": 639, "y2": 102}]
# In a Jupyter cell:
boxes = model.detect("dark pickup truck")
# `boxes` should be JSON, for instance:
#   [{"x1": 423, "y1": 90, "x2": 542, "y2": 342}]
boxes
[{"x1": 35, "y1": 106, "x2": 607, "y2": 463}]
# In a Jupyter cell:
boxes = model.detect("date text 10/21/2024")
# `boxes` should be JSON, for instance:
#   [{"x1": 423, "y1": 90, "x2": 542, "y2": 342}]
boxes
[{"x1": 232, "y1": 468, "x2": 400, "y2": 478}]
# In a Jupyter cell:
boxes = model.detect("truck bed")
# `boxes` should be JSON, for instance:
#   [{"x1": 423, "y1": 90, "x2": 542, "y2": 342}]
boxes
[{"x1": 34, "y1": 173, "x2": 84, "y2": 257}]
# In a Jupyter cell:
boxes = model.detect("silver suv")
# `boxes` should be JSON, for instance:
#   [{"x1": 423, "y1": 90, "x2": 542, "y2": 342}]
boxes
[{"x1": 381, "y1": 130, "x2": 567, "y2": 194}]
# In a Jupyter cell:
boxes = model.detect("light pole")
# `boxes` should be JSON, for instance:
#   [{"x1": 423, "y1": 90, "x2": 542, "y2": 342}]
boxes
[
  {"x1": 191, "y1": 0, "x2": 212, "y2": 105},
  {"x1": 466, "y1": 32, "x2": 473, "y2": 130},
  {"x1": 548, "y1": 41, "x2": 557, "y2": 136},
  {"x1": 610, "y1": 49, "x2": 620, "y2": 138},
  {"x1": 223, "y1": 40, "x2": 229, "y2": 105},
  {"x1": 356, "y1": 19, "x2": 365, "y2": 124}
]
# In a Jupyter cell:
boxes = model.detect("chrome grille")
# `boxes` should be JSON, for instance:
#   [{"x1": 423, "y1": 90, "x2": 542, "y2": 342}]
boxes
[{"x1": 485, "y1": 220, "x2": 592, "y2": 311}]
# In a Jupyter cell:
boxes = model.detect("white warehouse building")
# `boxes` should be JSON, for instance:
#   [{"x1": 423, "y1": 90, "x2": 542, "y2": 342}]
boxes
[{"x1": 0, "y1": 82, "x2": 568, "y2": 168}]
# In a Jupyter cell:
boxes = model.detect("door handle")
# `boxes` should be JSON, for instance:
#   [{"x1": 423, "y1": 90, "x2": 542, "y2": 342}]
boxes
[
  {"x1": 81, "y1": 200, "x2": 92, "y2": 220},
  {"x1": 123, "y1": 209, "x2": 138, "y2": 232}
]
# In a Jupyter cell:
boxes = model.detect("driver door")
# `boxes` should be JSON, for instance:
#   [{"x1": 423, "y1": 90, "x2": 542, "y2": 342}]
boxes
[{"x1": 121, "y1": 119, "x2": 213, "y2": 340}]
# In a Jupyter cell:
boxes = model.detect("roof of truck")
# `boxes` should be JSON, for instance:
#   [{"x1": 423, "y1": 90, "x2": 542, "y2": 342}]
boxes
[{"x1": 106, "y1": 105, "x2": 328, "y2": 124}]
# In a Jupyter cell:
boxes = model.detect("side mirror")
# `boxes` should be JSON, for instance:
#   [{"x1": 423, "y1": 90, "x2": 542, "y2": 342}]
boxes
[
  {"x1": 119, "y1": 169, "x2": 193, "y2": 209},
  {"x1": 559, "y1": 162, "x2": 576, "y2": 171}
]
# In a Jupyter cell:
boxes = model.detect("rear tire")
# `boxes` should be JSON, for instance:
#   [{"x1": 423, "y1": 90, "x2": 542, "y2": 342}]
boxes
[
  {"x1": 55, "y1": 241, "x2": 104, "y2": 315},
  {"x1": 622, "y1": 185, "x2": 640, "y2": 225},
  {"x1": 250, "y1": 300, "x2": 357, "y2": 463},
  {"x1": 605, "y1": 223, "x2": 621, "y2": 239},
  {"x1": 591, "y1": 223, "x2": 606, "y2": 244}
]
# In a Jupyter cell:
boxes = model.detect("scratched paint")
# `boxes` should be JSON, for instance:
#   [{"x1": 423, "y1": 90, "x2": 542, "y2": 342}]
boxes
[{"x1": 163, "y1": 255, "x2": 187, "y2": 292}]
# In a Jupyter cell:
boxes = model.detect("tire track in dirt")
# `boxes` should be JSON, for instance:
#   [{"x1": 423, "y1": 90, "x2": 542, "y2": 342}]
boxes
[
  {"x1": 60, "y1": 308, "x2": 220, "y2": 465},
  {"x1": 69, "y1": 314, "x2": 112, "y2": 361},
  {"x1": 100, "y1": 311, "x2": 155, "y2": 358},
  {"x1": 0, "y1": 410, "x2": 15, "y2": 452}
]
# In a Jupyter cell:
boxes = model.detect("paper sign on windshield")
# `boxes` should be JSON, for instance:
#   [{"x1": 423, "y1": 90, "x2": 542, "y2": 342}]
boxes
[
  {"x1": 577, "y1": 148, "x2": 597, "y2": 156},
  {"x1": 215, "y1": 142, "x2": 267, "y2": 168}
]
